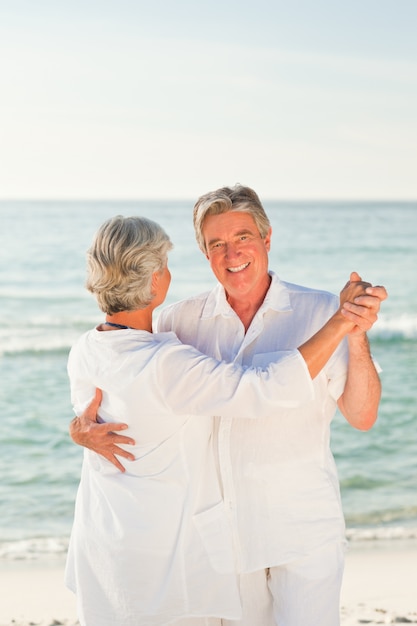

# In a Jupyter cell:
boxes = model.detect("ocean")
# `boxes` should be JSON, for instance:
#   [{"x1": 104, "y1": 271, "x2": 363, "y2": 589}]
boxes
[{"x1": 1, "y1": 199, "x2": 416, "y2": 561}]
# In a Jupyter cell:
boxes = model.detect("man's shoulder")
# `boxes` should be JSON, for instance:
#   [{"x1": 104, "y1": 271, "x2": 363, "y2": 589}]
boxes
[
  {"x1": 280, "y1": 280, "x2": 335, "y2": 297},
  {"x1": 163, "y1": 290, "x2": 213, "y2": 313},
  {"x1": 158, "y1": 290, "x2": 214, "y2": 328},
  {"x1": 278, "y1": 279, "x2": 338, "y2": 312}
]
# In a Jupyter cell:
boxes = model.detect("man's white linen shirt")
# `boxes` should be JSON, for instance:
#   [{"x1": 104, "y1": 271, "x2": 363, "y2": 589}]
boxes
[
  {"x1": 66, "y1": 325, "x2": 314, "y2": 625},
  {"x1": 157, "y1": 272, "x2": 349, "y2": 574}
]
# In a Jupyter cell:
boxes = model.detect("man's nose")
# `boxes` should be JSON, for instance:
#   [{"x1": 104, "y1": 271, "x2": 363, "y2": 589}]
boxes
[{"x1": 224, "y1": 242, "x2": 241, "y2": 258}]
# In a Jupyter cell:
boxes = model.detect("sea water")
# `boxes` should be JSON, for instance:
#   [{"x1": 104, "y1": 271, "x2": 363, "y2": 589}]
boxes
[{"x1": 0, "y1": 200, "x2": 416, "y2": 560}]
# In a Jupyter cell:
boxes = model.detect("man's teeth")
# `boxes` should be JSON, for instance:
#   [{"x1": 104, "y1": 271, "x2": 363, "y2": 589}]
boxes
[{"x1": 228, "y1": 263, "x2": 249, "y2": 273}]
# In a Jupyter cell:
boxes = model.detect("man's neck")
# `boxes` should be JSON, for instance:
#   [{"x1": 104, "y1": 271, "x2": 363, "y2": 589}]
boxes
[{"x1": 226, "y1": 276, "x2": 272, "y2": 332}]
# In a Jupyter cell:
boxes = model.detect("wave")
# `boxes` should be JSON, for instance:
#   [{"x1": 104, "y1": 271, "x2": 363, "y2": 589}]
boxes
[
  {"x1": 1, "y1": 313, "x2": 416, "y2": 357},
  {"x1": 0, "y1": 315, "x2": 98, "y2": 356},
  {"x1": 2, "y1": 527, "x2": 417, "y2": 561},
  {"x1": 0, "y1": 536, "x2": 69, "y2": 561},
  {"x1": 346, "y1": 526, "x2": 417, "y2": 542},
  {"x1": 345, "y1": 504, "x2": 417, "y2": 528},
  {"x1": 368, "y1": 314, "x2": 417, "y2": 341},
  {"x1": 340, "y1": 475, "x2": 389, "y2": 490},
  {"x1": 0, "y1": 287, "x2": 87, "y2": 300},
  {"x1": 0, "y1": 330, "x2": 83, "y2": 357}
]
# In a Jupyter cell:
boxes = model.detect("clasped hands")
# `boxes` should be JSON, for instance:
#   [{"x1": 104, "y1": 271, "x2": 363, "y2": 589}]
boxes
[{"x1": 340, "y1": 271, "x2": 387, "y2": 335}]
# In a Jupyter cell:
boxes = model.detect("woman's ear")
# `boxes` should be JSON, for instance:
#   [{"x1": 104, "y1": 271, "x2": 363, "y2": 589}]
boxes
[{"x1": 151, "y1": 271, "x2": 159, "y2": 295}]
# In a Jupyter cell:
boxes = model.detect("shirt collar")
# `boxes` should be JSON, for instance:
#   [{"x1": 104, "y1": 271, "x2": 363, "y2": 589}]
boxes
[{"x1": 201, "y1": 271, "x2": 293, "y2": 320}]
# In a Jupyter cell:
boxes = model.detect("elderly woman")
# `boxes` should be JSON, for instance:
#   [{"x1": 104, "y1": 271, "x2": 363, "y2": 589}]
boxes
[{"x1": 66, "y1": 215, "x2": 365, "y2": 626}]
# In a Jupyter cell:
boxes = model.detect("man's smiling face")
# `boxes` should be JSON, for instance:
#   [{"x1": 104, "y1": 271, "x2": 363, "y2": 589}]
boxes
[{"x1": 202, "y1": 211, "x2": 272, "y2": 306}]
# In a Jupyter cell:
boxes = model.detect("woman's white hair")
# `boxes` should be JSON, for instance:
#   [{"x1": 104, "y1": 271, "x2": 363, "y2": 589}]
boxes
[{"x1": 86, "y1": 215, "x2": 173, "y2": 314}]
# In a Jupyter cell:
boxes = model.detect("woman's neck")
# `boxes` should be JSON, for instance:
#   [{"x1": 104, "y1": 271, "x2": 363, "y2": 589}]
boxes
[{"x1": 103, "y1": 309, "x2": 153, "y2": 333}]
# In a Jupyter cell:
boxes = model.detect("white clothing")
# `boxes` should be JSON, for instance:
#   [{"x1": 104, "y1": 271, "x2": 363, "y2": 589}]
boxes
[
  {"x1": 222, "y1": 570, "x2": 275, "y2": 626},
  {"x1": 163, "y1": 617, "x2": 221, "y2": 626},
  {"x1": 66, "y1": 327, "x2": 314, "y2": 626},
  {"x1": 222, "y1": 542, "x2": 345, "y2": 626},
  {"x1": 157, "y1": 272, "x2": 349, "y2": 574}
]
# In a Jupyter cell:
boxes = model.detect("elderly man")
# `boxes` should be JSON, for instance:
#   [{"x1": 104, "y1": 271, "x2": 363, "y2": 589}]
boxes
[{"x1": 71, "y1": 185, "x2": 387, "y2": 626}]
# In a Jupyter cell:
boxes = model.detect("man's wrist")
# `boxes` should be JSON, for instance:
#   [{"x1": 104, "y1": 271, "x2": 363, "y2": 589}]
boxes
[{"x1": 347, "y1": 331, "x2": 370, "y2": 354}]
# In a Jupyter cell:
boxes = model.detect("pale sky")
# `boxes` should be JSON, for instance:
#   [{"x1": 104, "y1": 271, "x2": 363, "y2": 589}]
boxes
[{"x1": 1, "y1": 0, "x2": 416, "y2": 200}]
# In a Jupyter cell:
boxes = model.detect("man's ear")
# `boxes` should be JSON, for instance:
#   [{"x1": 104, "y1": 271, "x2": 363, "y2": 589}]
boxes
[{"x1": 264, "y1": 227, "x2": 272, "y2": 252}]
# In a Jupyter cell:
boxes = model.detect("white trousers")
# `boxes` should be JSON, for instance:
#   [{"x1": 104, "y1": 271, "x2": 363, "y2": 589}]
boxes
[{"x1": 222, "y1": 541, "x2": 345, "y2": 626}]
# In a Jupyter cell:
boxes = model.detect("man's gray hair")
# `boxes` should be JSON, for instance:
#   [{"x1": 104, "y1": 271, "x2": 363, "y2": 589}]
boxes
[
  {"x1": 86, "y1": 215, "x2": 173, "y2": 315},
  {"x1": 193, "y1": 184, "x2": 271, "y2": 254}
]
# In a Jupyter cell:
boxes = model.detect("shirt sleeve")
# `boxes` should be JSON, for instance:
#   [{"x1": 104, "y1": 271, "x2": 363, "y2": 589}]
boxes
[{"x1": 145, "y1": 337, "x2": 314, "y2": 418}]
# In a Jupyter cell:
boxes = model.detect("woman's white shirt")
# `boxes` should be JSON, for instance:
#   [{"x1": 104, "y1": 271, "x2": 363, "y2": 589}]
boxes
[{"x1": 66, "y1": 328, "x2": 313, "y2": 625}]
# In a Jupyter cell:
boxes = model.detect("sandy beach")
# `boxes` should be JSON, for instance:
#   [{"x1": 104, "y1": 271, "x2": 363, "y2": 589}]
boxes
[
  {"x1": 340, "y1": 540, "x2": 417, "y2": 624},
  {"x1": 1, "y1": 540, "x2": 416, "y2": 626}
]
